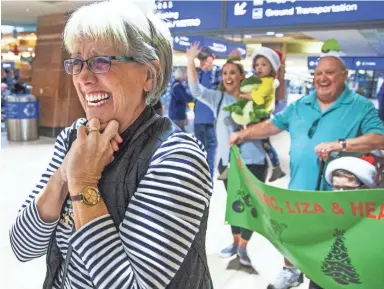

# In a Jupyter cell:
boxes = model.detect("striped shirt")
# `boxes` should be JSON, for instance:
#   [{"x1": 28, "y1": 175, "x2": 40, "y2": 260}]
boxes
[{"x1": 10, "y1": 118, "x2": 212, "y2": 289}]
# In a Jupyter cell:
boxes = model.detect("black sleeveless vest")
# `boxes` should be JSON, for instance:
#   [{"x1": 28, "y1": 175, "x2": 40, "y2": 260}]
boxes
[{"x1": 43, "y1": 107, "x2": 213, "y2": 289}]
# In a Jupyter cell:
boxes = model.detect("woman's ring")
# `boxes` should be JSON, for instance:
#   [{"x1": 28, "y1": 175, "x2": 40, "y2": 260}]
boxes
[{"x1": 87, "y1": 127, "x2": 99, "y2": 134}]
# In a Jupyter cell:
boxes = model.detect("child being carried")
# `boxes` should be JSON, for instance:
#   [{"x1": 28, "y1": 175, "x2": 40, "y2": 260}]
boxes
[{"x1": 223, "y1": 47, "x2": 282, "y2": 128}]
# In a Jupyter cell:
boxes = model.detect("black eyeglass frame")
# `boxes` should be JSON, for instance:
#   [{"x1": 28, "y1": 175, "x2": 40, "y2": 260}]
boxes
[{"x1": 63, "y1": 55, "x2": 137, "y2": 75}]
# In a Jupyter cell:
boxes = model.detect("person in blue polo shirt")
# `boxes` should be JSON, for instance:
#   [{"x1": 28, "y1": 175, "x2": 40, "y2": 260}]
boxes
[
  {"x1": 194, "y1": 47, "x2": 221, "y2": 178},
  {"x1": 229, "y1": 55, "x2": 384, "y2": 289}
]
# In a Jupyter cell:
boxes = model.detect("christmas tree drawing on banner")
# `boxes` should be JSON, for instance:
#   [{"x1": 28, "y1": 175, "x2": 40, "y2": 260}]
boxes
[
  {"x1": 270, "y1": 219, "x2": 287, "y2": 245},
  {"x1": 321, "y1": 229, "x2": 362, "y2": 285}
]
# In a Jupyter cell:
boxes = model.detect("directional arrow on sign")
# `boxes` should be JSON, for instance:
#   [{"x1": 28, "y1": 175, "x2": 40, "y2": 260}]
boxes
[{"x1": 234, "y1": 2, "x2": 247, "y2": 16}]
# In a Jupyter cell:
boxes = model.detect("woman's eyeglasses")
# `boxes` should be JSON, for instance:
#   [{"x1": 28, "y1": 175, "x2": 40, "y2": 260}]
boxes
[{"x1": 63, "y1": 56, "x2": 137, "y2": 75}]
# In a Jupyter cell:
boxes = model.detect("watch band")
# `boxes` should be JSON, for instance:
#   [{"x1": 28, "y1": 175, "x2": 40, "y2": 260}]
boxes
[
  {"x1": 71, "y1": 195, "x2": 82, "y2": 202},
  {"x1": 338, "y1": 139, "x2": 347, "y2": 151}
]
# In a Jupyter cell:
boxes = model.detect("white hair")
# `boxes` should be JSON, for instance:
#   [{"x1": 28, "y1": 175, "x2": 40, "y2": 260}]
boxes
[
  {"x1": 174, "y1": 67, "x2": 186, "y2": 81},
  {"x1": 63, "y1": 0, "x2": 173, "y2": 104}
]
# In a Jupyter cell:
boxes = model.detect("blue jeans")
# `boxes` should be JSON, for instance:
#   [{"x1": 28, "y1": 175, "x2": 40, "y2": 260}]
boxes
[{"x1": 194, "y1": 123, "x2": 216, "y2": 179}]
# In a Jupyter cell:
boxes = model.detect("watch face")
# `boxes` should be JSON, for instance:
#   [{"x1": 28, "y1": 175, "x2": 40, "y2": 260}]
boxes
[{"x1": 82, "y1": 187, "x2": 100, "y2": 205}]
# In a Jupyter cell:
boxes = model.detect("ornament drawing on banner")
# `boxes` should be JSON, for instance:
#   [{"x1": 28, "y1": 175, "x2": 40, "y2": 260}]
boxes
[
  {"x1": 321, "y1": 229, "x2": 362, "y2": 285},
  {"x1": 232, "y1": 189, "x2": 258, "y2": 218}
]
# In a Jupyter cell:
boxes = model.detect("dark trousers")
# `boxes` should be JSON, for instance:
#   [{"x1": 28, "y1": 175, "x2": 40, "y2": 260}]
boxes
[
  {"x1": 194, "y1": 124, "x2": 217, "y2": 179},
  {"x1": 172, "y1": 119, "x2": 186, "y2": 132},
  {"x1": 219, "y1": 159, "x2": 268, "y2": 241},
  {"x1": 309, "y1": 281, "x2": 323, "y2": 289}
]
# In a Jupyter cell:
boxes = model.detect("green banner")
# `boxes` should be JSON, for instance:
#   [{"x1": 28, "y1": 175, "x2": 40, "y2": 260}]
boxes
[{"x1": 225, "y1": 146, "x2": 384, "y2": 289}]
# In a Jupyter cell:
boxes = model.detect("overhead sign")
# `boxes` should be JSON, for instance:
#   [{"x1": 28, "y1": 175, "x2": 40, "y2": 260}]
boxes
[
  {"x1": 173, "y1": 36, "x2": 205, "y2": 51},
  {"x1": 226, "y1": 1, "x2": 384, "y2": 29},
  {"x1": 172, "y1": 36, "x2": 247, "y2": 59},
  {"x1": 307, "y1": 57, "x2": 355, "y2": 70},
  {"x1": 156, "y1": 0, "x2": 222, "y2": 32},
  {"x1": 308, "y1": 57, "x2": 384, "y2": 70},
  {"x1": 1, "y1": 62, "x2": 15, "y2": 70},
  {"x1": 353, "y1": 57, "x2": 384, "y2": 70}
]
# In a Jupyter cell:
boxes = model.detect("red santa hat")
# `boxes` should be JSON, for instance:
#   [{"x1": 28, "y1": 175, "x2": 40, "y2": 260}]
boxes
[{"x1": 325, "y1": 156, "x2": 377, "y2": 187}]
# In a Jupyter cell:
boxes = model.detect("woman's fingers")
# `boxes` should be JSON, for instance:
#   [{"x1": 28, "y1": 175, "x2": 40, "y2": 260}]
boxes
[
  {"x1": 114, "y1": 134, "x2": 123, "y2": 144},
  {"x1": 111, "y1": 139, "x2": 119, "y2": 152},
  {"x1": 77, "y1": 125, "x2": 87, "y2": 140},
  {"x1": 103, "y1": 120, "x2": 119, "y2": 141}
]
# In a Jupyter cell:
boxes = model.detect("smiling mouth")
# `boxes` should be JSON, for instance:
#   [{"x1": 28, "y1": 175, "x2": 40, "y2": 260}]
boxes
[
  {"x1": 318, "y1": 83, "x2": 331, "y2": 88},
  {"x1": 85, "y1": 93, "x2": 111, "y2": 107}
]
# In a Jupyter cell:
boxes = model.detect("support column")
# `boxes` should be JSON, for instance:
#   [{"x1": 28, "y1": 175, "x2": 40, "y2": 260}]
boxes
[{"x1": 31, "y1": 13, "x2": 85, "y2": 138}]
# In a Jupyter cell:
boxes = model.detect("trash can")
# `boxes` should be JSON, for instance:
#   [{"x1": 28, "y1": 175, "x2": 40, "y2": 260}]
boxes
[{"x1": 6, "y1": 94, "x2": 39, "y2": 141}]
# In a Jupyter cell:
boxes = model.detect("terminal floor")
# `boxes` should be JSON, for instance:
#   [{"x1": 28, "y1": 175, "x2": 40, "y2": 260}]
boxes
[{"x1": 0, "y1": 131, "x2": 311, "y2": 289}]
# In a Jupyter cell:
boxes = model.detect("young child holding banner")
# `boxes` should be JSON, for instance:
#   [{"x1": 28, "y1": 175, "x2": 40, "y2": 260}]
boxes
[
  {"x1": 304, "y1": 156, "x2": 380, "y2": 289},
  {"x1": 325, "y1": 155, "x2": 378, "y2": 191}
]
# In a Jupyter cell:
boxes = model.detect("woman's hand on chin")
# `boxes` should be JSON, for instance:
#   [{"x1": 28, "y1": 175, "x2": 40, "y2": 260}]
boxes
[{"x1": 66, "y1": 118, "x2": 122, "y2": 192}]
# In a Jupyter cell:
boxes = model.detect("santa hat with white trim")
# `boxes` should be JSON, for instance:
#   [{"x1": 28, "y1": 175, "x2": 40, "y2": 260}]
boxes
[
  {"x1": 325, "y1": 156, "x2": 377, "y2": 188},
  {"x1": 251, "y1": 47, "x2": 282, "y2": 74}
]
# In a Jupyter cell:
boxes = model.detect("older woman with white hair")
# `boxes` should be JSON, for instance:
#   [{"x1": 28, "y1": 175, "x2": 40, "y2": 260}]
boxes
[
  {"x1": 9, "y1": 1, "x2": 213, "y2": 289},
  {"x1": 168, "y1": 67, "x2": 193, "y2": 132}
]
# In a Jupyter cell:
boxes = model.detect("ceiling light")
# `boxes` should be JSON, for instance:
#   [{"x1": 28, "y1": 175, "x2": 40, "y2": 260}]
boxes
[
  {"x1": 26, "y1": 8, "x2": 30, "y2": 12},
  {"x1": 266, "y1": 32, "x2": 275, "y2": 36},
  {"x1": 244, "y1": 34, "x2": 252, "y2": 39},
  {"x1": 275, "y1": 33, "x2": 284, "y2": 38}
]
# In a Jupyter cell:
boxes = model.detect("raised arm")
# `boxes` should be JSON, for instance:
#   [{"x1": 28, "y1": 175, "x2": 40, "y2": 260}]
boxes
[{"x1": 186, "y1": 42, "x2": 223, "y2": 115}]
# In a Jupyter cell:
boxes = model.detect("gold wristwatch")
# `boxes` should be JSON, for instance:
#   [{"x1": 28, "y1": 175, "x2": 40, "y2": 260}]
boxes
[{"x1": 71, "y1": 186, "x2": 101, "y2": 205}]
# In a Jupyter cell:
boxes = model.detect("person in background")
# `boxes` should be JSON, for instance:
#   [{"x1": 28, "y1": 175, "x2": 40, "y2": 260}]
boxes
[
  {"x1": 187, "y1": 42, "x2": 268, "y2": 267},
  {"x1": 169, "y1": 67, "x2": 193, "y2": 132},
  {"x1": 195, "y1": 46, "x2": 221, "y2": 178},
  {"x1": 325, "y1": 156, "x2": 378, "y2": 190},
  {"x1": 241, "y1": 47, "x2": 286, "y2": 182},
  {"x1": 305, "y1": 155, "x2": 379, "y2": 289},
  {"x1": 152, "y1": 98, "x2": 163, "y2": 116},
  {"x1": 3, "y1": 69, "x2": 14, "y2": 92},
  {"x1": 377, "y1": 81, "x2": 384, "y2": 122},
  {"x1": 230, "y1": 53, "x2": 384, "y2": 289}
]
